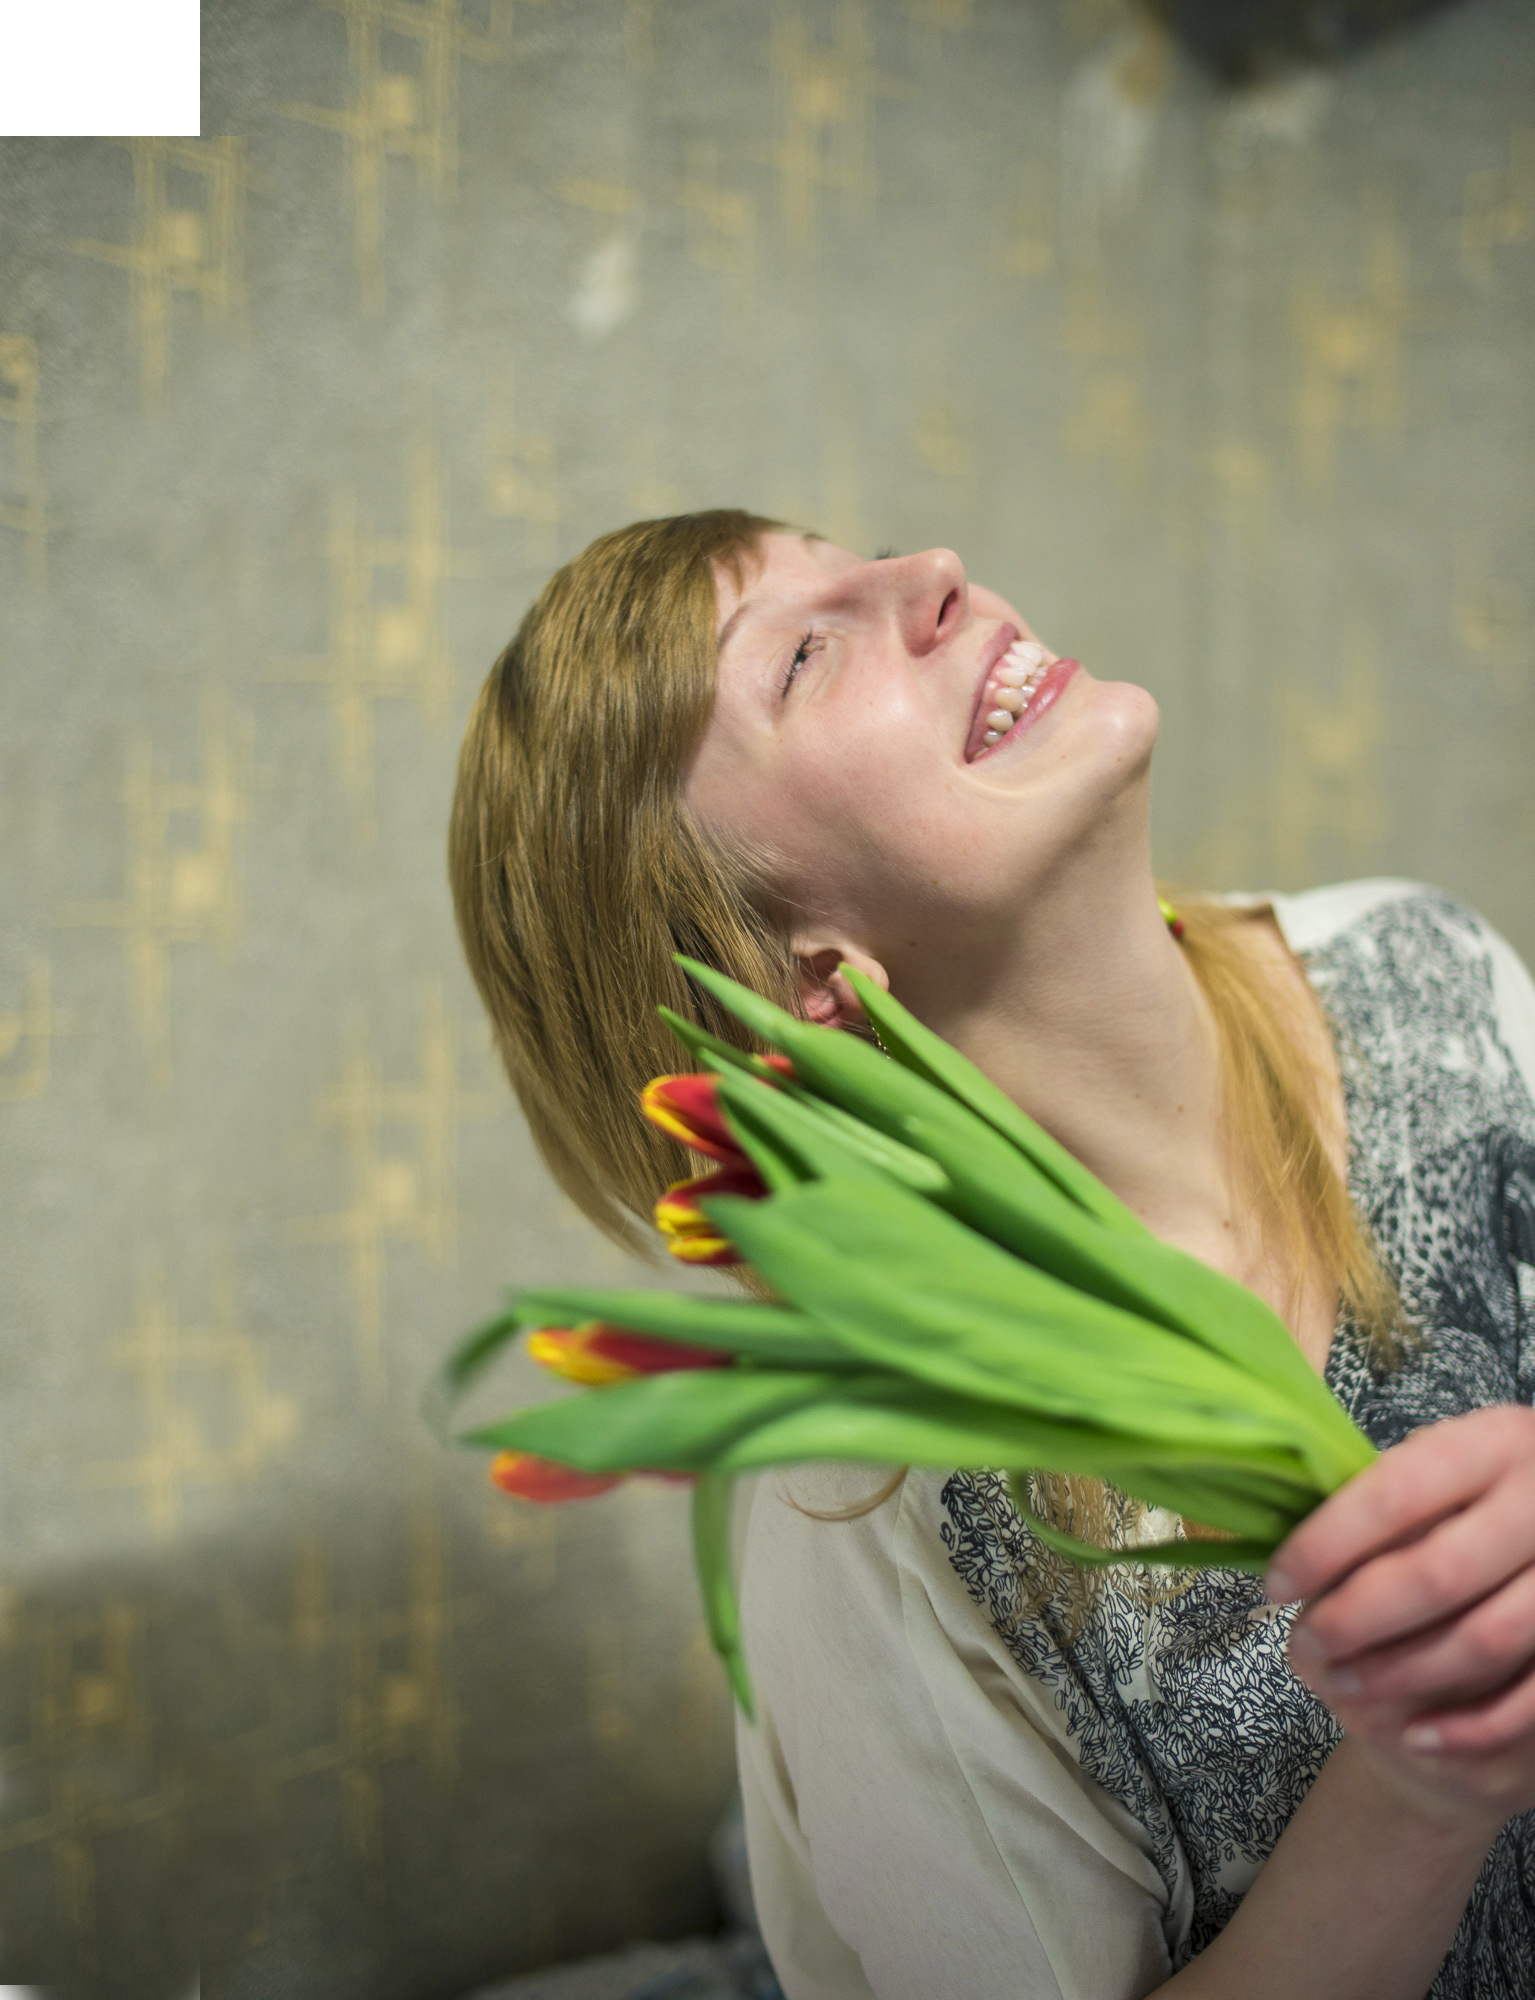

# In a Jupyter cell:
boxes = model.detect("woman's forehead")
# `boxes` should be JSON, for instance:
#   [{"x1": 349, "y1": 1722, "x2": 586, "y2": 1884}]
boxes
[{"x1": 714, "y1": 531, "x2": 858, "y2": 645}]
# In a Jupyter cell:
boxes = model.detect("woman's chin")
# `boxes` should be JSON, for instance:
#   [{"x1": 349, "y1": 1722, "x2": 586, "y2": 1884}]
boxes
[
  {"x1": 1033, "y1": 670, "x2": 1160, "y2": 769},
  {"x1": 1084, "y1": 671, "x2": 1159, "y2": 721}
]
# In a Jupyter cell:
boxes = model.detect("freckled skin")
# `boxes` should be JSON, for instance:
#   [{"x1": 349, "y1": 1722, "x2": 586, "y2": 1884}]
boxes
[{"x1": 686, "y1": 534, "x2": 1161, "y2": 972}]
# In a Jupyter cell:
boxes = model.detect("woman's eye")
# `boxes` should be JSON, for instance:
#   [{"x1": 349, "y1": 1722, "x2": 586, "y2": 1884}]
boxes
[{"x1": 780, "y1": 631, "x2": 818, "y2": 698}]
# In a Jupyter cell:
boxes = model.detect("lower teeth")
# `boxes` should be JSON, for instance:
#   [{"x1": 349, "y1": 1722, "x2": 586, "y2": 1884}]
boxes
[{"x1": 979, "y1": 672, "x2": 1045, "y2": 750}]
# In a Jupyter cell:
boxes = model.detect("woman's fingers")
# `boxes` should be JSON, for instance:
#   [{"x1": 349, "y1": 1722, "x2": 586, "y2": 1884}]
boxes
[
  {"x1": 1402, "y1": 1658, "x2": 1535, "y2": 1759},
  {"x1": 1267, "y1": 1407, "x2": 1535, "y2": 1609},
  {"x1": 1290, "y1": 1466, "x2": 1535, "y2": 1665},
  {"x1": 1300, "y1": 1563, "x2": 1535, "y2": 1707}
]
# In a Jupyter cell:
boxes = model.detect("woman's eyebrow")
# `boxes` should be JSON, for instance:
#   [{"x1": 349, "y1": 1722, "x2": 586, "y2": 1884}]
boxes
[
  {"x1": 717, "y1": 597, "x2": 755, "y2": 655},
  {"x1": 716, "y1": 533, "x2": 828, "y2": 654}
]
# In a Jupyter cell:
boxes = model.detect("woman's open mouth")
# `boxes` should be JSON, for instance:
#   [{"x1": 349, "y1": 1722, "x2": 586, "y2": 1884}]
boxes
[{"x1": 965, "y1": 638, "x2": 1077, "y2": 762}]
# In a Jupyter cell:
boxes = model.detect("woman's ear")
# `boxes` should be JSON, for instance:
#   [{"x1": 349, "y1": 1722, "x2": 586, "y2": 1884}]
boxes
[{"x1": 793, "y1": 943, "x2": 889, "y2": 1028}]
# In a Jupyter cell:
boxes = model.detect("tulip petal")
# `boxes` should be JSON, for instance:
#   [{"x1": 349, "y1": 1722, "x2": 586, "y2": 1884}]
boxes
[
  {"x1": 641, "y1": 1073, "x2": 742, "y2": 1164},
  {"x1": 654, "y1": 1162, "x2": 767, "y2": 1266},
  {"x1": 489, "y1": 1450, "x2": 624, "y2": 1502},
  {"x1": 526, "y1": 1327, "x2": 637, "y2": 1386},
  {"x1": 585, "y1": 1325, "x2": 733, "y2": 1374},
  {"x1": 528, "y1": 1321, "x2": 734, "y2": 1378}
]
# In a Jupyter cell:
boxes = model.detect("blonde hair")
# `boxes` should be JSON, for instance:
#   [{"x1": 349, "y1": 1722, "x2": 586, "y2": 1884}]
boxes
[
  {"x1": 450, "y1": 510, "x2": 796, "y2": 1251},
  {"x1": 451, "y1": 510, "x2": 1408, "y2": 1620}
]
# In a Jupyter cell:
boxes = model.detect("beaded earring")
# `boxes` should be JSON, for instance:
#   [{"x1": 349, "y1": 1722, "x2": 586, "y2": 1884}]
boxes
[{"x1": 1158, "y1": 896, "x2": 1186, "y2": 941}]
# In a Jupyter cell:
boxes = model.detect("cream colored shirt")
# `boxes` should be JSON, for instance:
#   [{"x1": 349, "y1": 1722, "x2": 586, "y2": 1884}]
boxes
[{"x1": 734, "y1": 881, "x2": 1535, "y2": 2000}]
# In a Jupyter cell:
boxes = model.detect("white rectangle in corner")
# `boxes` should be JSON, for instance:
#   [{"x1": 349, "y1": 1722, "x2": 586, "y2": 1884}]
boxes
[{"x1": 0, "y1": 0, "x2": 199, "y2": 138}]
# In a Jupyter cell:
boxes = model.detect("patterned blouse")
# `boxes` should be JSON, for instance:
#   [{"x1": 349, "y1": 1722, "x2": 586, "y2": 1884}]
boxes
[{"x1": 736, "y1": 882, "x2": 1535, "y2": 2000}]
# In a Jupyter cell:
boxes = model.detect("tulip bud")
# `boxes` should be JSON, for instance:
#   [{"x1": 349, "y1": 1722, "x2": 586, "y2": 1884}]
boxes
[
  {"x1": 488, "y1": 1451, "x2": 624, "y2": 1502},
  {"x1": 641, "y1": 1058, "x2": 796, "y2": 1165},
  {"x1": 654, "y1": 1162, "x2": 767, "y2": 1266},
  {"x1": 641, "y1": 1073, "x2": 741, "y2": 1163},
  {"x1": 527, "y1": 1321, "x2": 732, "y2": 1382}
]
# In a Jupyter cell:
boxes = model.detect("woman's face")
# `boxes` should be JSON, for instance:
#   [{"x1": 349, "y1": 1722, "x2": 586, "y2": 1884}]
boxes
[{"x1": 685, "y1": 532, "x2": 1160, "y2": 977}]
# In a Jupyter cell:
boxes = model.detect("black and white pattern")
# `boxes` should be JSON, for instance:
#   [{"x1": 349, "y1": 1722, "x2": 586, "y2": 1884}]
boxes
[{"x1": 938, "y1": 891, "x2": 1535, "y2": 1991}]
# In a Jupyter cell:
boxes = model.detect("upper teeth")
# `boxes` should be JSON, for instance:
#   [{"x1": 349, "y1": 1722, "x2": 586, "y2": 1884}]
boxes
[{"x1": 980, "y1": 639, "x2": 1050, "y2": 747}]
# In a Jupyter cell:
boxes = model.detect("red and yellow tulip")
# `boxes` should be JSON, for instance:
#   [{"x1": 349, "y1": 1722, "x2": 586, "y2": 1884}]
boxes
[
  {"x1": 641, "y1": 1059, "x2": 794, "y2": 1164},
  {"x1": 488, "y1": 1451, "x2": 624, "y2": 1503},
  {"x1": 654, "y1": 1162, "x2": 767, "y2": 1265},
  {"x1": 642, "y1": 1066, "x2": 795, "y2": 1264},
  {"x1": 487, "y1": 1320, "x2": 734, "y2": 1504},
  {"x1": 525, "y1": 1320, "x2": 732, "y2": 1384}
]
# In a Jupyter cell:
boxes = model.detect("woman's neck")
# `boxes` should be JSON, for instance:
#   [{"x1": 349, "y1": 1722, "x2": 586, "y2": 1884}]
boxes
[
  {"x1": 894, "y1": 883, "x2": 1345, "y2": 1370},
  {"x1": 909, "y1": 882, "x2": 1231, "y2": 1248}
]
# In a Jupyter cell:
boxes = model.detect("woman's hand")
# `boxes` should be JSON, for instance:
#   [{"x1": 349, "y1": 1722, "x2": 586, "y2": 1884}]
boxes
[{"x1": 1266, "y1": 1404, "x2": 1535, "y2": 1825}]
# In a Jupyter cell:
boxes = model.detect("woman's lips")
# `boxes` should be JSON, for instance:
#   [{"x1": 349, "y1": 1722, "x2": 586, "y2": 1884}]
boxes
[{"x1": 967, "y1": 655, "x2": 1079, "y2": 761}]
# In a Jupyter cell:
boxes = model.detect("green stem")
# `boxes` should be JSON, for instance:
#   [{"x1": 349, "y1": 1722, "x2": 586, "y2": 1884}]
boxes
[
  {"x1": 1007, "y1": 1473, "x2": 1273, "y2": 1573},
  {"x1": 692, "y1": 1472, "x2": 755, "y2": 1722}
]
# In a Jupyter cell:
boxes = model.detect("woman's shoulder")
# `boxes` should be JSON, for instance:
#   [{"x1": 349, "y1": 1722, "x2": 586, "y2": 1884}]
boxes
[
  {"x1": 1216, "y1": 875, "x2": 1450, "y2": 953},
  {"x1": 737, "y1": 1465, "x2": 1046, "y2": 1690}
]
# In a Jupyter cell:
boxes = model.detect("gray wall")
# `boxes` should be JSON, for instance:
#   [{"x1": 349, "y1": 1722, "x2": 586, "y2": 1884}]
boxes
[{"x1": 1, "y1": 1, "x2": 1532, "y2": 1995}]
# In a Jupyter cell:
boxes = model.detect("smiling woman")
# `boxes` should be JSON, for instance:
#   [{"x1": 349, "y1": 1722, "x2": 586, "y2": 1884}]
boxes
[{"x1": 450, "y1": 510, "x2": 1535, "y2": 2000}]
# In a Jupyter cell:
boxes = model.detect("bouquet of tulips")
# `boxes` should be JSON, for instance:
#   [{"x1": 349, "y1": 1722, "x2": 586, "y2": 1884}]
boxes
[{"x1": 438, "y1": 959, "x2": 1377, "y2": 1718}]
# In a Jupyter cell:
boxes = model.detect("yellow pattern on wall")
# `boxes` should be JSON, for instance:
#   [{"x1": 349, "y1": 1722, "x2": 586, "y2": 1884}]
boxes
[
  {"x1": 1271, "y1": 609, "x2": 1386, "y2": 886},
  {"x1": 912, "y1": 360, "x2": 976, "y2": 487},
  {"x1": 256, "y1": 1496, "x2": 479, "y2": 1860},
  {"x1": 585, "y1": 1616, "x2": 631, "y2": 1749},
  {"x1": 1462, "y1": 128, "x2": 1533, "y2": 283},
  {"x1": 1056, "y1": 272, "x2": 1150, "y2": 497},
  {"x1": 676, "y1": 141, "x2": 756, "y2": 315},
  {"x1": 1205, "y1": 437, "x2": 1272, "y2": 565},
  {"x1": 87, "y1": 1249, "x2": 298, "y2": 1539},
  {"x1": 0, "y1": 333, "x2": 46, "y2": 587},
  {"x1": 0, "y1": 1591, "x2": 163, "y2": 1973},
  {"x1": 1455, "y1": 536, "x2": 1529, "y2": 699},
  {"x1": 558, "y1": 177, "x2": 644, "y2": 222},
  {"x1": 60, "y1": 679, "x2": 253, "y2": 1089},
  {"x1": 288, "y1": 985, "x2": 496, "y2": 1396},
  {"x1": 768, "y1": 1, "x2": 891, "y2": 259},
  {"x1": 994, "y1": 160, "x2": 1055, "y2": 279},
  {"x1": 289, "y1": 0, "x2": 514, "y2": 314},
  {"x1": 485, "y1": 366, "x2": 562, "y2": 562},
  {"x1": 270, "y1": 405, "x2": 476, "y2": 846},
  {"x1": 0, "y1": 958, "x2": 71, "y2": 1104},
  {"x1": 1066, "y1": 369, "x2": 1151, "y2": 496},
  {"x1": 1057, "y1": 271, "x2": 1141, "y2": 362},
  {"x1": 909, "y1": 0, "x2": 971, "y2": 25},
  {"x1": 0, "y1": 1496, "x2": 485, "y2": 1966},
  {"x1": 1290, "y1": 209, "x2": 1407, "y2": 490},
  {"x1": 69, "y1": 139, "x2": 248, "y2": 409}
]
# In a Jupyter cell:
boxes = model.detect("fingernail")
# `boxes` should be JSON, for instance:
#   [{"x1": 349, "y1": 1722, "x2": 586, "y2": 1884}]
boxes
[
  {"x1": 1265, "y1": 1565, "x2": 1297, "y2": 1603},
  {"x1": 1404, "y1": 1721, "x2": 1443, "y2": 1752},
  {"x1": 1326, "y1": 1665, "x2": 1362, "y2": 1697}
]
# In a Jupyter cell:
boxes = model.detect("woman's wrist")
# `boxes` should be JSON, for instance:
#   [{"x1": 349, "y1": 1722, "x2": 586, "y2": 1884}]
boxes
[
  {"x1": 1343, "y1": 1730, "x2": 1511, "y2": 1847},
  {"x1": 1351, "y1": 1728, "x2": 1519, "y2": 1848},
  {"x1": 1160, "y1": 1735, "x2": 1500, "y2": 1999}
]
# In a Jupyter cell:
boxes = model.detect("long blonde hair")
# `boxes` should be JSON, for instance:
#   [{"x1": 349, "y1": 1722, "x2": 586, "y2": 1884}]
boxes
[
  {"x1": 450, "y1": 511, "x2": 796, "y2": 1251},
  {"x1": 451, "y1": 510, "x2": 1407, "y2": 1614}
]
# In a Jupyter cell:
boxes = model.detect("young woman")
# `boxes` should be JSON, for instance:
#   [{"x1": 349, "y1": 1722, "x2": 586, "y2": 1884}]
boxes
[{"x1": 450, "y1": 510, "x2": 1535, "y2": 2000}]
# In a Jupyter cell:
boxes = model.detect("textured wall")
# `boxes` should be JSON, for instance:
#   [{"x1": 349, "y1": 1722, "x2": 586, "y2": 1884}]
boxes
[{"x1": 1, "y1": 1, "x2": 1532, "y2": 1996}]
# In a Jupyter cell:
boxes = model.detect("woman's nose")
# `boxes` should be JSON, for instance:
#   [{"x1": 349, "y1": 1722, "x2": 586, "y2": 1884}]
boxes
[{"x1": 876, "y1": 547, "x2": 968, "y2": 658}]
